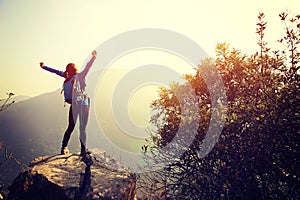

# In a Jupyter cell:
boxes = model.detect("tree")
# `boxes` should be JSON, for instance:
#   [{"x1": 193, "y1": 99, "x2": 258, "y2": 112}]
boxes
[
  {"x1": 0, "y1": 93, "x2": 27, "y2": 198},
  {"x1": 141, "y1": 12, "x2": 300, "y2": 199},
  {"x1": 0, "y1": 93, "x2": 15, "y2": 112}
]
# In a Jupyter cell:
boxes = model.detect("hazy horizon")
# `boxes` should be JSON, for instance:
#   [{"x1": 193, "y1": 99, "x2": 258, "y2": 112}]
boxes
[{"x1": 0, "y1": 0, "x2": 298, "y2": 98}]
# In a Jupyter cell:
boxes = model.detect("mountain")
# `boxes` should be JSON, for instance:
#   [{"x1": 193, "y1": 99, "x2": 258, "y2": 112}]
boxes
[
  {"x1": 0, "y1": 89, "x2": 71, "y2": 189},
  {"x1": 0, "y1": 90, "x2": 68, "y2": 159},
  {"x1": 10, "y1": 95, "x2": 31, "y2": 103},
  {"x1": 0, "y1": 94, "x2": 30, "y2": 112}
]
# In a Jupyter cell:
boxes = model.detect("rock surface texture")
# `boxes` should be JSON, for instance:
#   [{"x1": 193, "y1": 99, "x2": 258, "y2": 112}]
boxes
[{"x1": 7, "y1": 149, "x2": 136, "y2": 200}]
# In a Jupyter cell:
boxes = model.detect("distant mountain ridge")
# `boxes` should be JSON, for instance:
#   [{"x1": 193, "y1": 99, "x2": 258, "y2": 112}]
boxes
[
  {"x1": 11, "y1": 95, "x2": 31, "y2": 102},
  {"x1": 0, "y1": 89, "x2": 71, "y2": 189},
  {"x1": 0, "y1": 89, "x2": 67, "y2": 157}
]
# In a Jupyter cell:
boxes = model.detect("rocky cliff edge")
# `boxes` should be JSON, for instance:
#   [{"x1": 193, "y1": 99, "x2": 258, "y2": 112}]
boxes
[{"x1": 7, "y1": 149, "x2": 136, "y2": 200}]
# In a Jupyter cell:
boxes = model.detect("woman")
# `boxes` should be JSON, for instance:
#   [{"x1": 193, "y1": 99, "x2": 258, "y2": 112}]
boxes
[{"x1": 40, "y1": 50, "x2": 97, "y2": 157}]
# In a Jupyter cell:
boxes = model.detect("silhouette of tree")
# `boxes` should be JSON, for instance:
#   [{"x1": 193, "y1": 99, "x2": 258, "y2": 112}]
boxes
[
  {"x1": 0, "y1": 93, "x2": 28, "y2": 198},
  {"x1": 0, "y1": 92, "x2": 15, "y2": 112},
  {"x1": 141, "y1": 12, "x2": 299, "y2": 199}
]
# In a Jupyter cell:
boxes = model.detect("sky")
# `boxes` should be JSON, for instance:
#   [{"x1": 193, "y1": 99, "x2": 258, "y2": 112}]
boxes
[{"x1": 0, "y1": 0, "x2": 299, "y2": 98}]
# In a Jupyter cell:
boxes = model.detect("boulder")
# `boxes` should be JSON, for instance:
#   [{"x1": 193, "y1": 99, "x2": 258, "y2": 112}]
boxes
[{"x1": 7, "y1": 149, "x2": 136, "y2": 200}]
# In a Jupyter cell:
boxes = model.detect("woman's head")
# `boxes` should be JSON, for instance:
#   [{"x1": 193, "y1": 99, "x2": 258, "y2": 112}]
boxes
[{"x1": 64, "y1": 63, "x2": 78, "y2": 79}]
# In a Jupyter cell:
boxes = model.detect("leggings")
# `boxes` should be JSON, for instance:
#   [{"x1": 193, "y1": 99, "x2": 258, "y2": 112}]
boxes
[{"x1": 62, "y1": 103, "x2": 90, "y2": 150}]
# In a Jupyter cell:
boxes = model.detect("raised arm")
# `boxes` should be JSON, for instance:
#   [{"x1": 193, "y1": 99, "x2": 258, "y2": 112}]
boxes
[
  {"x1": 40, "y1": 62, "x2": 65, "y2": 77},
  {"x1": 79, "y1": 50, "x2": 97, "y2": 78}
]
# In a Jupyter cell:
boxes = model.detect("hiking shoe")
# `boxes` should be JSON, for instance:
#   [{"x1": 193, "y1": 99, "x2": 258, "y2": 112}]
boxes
[
  {"x1": 61, "y1": 146, "x2": 69, "y2": 155},
  {"x1": 81, "y1": 154, "x2": 93, "y2": 166}
]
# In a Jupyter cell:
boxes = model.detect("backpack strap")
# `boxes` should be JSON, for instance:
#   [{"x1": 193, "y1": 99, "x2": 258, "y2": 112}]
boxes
[{"x1": 61, "y1": 75, "x2": 77, "y2": 107}]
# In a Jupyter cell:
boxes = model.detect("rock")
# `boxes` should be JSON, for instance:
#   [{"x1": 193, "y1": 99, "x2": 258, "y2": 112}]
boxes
[{"x1": 7, "y1": 149, "x2": 136, "y2": 200}]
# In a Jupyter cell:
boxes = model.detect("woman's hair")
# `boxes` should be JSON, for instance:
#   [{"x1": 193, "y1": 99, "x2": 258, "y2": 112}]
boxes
[{"x1": 64, "y1": 63, "x2": 78, "y2": 81}]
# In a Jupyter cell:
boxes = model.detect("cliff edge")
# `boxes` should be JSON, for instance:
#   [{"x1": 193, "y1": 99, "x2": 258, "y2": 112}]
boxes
[{"x1": 6, "y1": 149, "x2": 136, "y2": 200}]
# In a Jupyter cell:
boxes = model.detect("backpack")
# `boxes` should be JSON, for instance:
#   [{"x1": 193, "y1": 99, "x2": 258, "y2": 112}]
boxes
[{"x1": 62, "y1": 74, "x2": 89, "y2": 106}]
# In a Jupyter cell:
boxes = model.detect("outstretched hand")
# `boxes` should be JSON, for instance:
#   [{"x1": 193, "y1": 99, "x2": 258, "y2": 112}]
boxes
[
  {"x1": 92, "y1": 50, "x2": 97, "y2": 57},
  {"x1": 39, "y1": 62, "x2": 44, "y2": 68}
]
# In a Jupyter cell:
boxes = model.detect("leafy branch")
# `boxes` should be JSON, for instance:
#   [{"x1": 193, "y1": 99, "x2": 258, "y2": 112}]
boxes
[{"x1": 0, "y1": 93, "x2": 15, "y2": 112}]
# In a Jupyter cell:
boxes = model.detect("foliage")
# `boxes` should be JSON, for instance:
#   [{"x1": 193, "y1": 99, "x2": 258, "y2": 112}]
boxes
[
  {"x1": 0, "y1": 92, "x2": 29, "y2": 198},
  {"x1": 0, "y1": 93, "x2": 15, "y2": 112},
  {"x1": 141, "y1": 12, "x2": 300, "y2": 199}
]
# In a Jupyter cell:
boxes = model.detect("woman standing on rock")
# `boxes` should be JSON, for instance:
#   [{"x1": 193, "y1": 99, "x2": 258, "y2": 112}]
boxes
[{"x1": 39, "y1": 50, "x2": 97, "y2": 157}]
